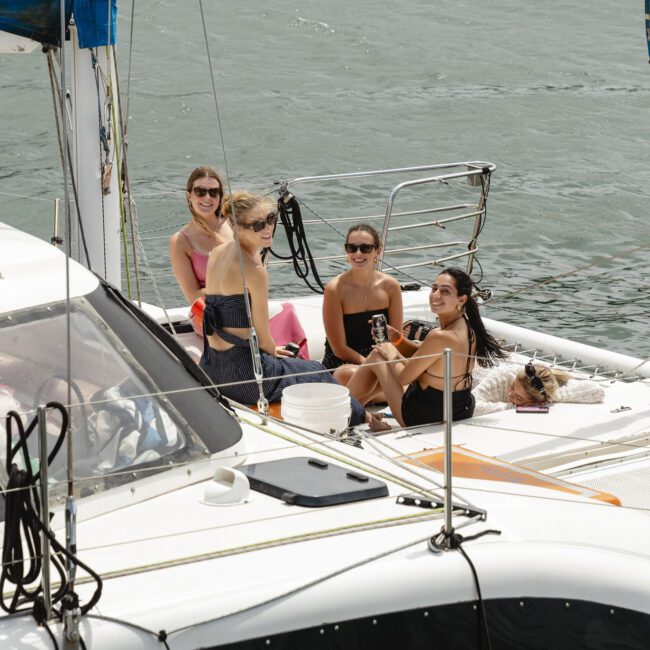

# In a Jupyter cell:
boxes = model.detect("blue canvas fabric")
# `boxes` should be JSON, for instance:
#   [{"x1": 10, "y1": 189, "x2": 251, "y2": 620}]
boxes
[
  {"x1": 0, "y1": 0, "x2": 72, "y2": 46},
  {"x1": 0, "y1": 0, "x2": 115, "y2": 48},
  {"x1": 74, "y1": 0, "x2": 116, "y2": 48}
]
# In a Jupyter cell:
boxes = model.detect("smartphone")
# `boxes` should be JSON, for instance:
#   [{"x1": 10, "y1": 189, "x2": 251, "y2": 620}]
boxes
[
  {"x1": 283, "y1": 342, "x2": 301, "y2": 358},
  {"x1": 516, "y1": 404, "x2": 549, "y2": 414}
]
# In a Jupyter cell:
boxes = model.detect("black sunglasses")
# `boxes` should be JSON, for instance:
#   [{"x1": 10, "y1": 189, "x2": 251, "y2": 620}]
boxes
[
  {"x1": 240, "y1": 212, "x2": 278, "y2": 233},
  {"x1": 192, "y1": 186, "x2": 221, "y2": 199},
  {"x1": 525, "y1": 363, "x2": 547, "y2": 396},
  {"x1": 344, "y1": 243, "x2": 376, "y2": 254}
]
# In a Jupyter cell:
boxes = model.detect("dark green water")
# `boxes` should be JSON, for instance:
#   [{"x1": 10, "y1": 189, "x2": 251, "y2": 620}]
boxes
[{"x1": 1, "y1": 0, "x2": 648, "y2": 355}]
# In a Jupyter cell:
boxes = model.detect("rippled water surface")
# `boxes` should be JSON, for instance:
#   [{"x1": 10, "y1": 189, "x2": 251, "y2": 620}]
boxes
[{"x1": 1, "y1": 0, "x2": 648, "y2": 356}]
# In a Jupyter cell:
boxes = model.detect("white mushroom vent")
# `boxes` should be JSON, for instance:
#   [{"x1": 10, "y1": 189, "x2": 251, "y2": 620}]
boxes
[{"x1": 202, "y1": 467, "x2": 250, "y2": 506}]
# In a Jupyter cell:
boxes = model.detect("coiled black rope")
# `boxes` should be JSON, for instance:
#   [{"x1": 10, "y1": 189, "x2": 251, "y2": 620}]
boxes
[
  {"x1": 1, "y1": 403, "x2": 103, "y2": 623},
  {"x1": 265, "y1": 191, "x2": 326, "y2": 294}
]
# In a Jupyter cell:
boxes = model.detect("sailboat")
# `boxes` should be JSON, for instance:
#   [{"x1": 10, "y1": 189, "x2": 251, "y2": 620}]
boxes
[{"x1": 1, "y1": 2, "x2": 650, "y2": 649}]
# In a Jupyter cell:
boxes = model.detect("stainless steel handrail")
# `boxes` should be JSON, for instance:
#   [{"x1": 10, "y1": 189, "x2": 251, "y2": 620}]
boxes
[
  {"x1": 377, "y1": 165, "x2": 494, "y2": 274},
  {"x1": 277, "y1": 161, "x2": 495, "y2": 282},
  {"x1": 443, "y1": 348, "x2": 453, "y2": 538},
  {"x1": 287, "y1": 161, "x2": 494, "y2": 186}
]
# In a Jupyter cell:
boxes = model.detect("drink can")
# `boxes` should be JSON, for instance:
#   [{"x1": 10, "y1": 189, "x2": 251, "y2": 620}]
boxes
[{"x1": 371, "y1": 314, "x2": 388, "y2": 344}]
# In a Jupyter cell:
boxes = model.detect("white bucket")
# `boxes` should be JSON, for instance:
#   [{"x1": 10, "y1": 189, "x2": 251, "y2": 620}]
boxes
[{"x1": 281, "y1": 383, "x2": 351, "y2": 434}]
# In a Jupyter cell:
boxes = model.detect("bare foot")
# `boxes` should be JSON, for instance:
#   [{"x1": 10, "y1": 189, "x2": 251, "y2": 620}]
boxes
[{"x1": 367, "y1": 412, "x2": 392, "y2": 433}]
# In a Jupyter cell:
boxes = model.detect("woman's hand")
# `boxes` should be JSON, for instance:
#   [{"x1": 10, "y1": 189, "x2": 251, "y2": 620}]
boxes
[
  {"x1": 275, "y1": 346, "x2": 294, "y2": 358},
  {"x1": 374, "y1": 342, "x2": 400, "y2": 361},
  {"x1": 387, "y1": 324, "x2": 402, "y2": 343}
]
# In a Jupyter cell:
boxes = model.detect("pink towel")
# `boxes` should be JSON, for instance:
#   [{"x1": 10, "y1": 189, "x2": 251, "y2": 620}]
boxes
[{"x1": 269, "y1": 302, "x2": 310, "y2": 359}]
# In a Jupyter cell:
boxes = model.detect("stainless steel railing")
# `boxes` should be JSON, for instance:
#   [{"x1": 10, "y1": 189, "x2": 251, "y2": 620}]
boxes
[{"x1": 269, "y1": 161, "x2": 495, "y2": 282}]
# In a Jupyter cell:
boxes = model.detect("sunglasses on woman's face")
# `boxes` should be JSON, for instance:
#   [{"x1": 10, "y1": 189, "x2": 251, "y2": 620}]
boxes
[
  {"x1": 344, "y1": 243, "x2": 376, "y2": 254},
  {"x1": 525, "y1": 363, "x2": 547, "y2": 396},
  {"x1": 240, "y1": 212, "x2": 278, "y2": 233},
  {"x1": 192, "y1": 186, "x2": 221, "y2": 198}
]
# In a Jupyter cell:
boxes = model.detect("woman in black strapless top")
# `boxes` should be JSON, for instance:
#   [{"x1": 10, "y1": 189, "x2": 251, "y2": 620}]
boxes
[{"x1": 322, "y1": 224, "x2": 403, "y2": 372}]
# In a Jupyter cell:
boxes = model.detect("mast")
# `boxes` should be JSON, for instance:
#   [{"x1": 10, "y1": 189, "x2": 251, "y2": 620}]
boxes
[{"x1": 69, "y1": 19, "x2": 123, "y2": 288}]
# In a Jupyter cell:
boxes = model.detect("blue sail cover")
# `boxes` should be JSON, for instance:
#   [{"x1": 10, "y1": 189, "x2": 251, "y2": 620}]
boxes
[
  {"x1": 74, "y1": 0, "x2": 116, "y2": 48},
  {"x1": 0, "y1": 0, "x2": 115, "y2": 48},
  {"x1": 0, "y1": 0, "x2": 73, "y2": 46}
]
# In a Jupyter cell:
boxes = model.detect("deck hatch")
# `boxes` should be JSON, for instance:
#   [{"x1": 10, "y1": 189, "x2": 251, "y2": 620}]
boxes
[{"x1": 239, "y1": 456, "x2": 388, "y2": 507}]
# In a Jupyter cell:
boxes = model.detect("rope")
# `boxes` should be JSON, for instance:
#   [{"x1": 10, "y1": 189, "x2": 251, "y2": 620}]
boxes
[
  {"x1": 265, "y1": 191, "x2": 327, "y2": 293},
  {"x1": 1, "y1": 404, "x2": 102, "y2": 618},
  {"x1": 91, "y1": 51, "x2": 110, "y2": 280},
  {"x1": 428, "y1": 527, "x2": 501, "y2": 650},
  {"x1": 166, "y1": 530, "x2": 440, "y2": 637}
]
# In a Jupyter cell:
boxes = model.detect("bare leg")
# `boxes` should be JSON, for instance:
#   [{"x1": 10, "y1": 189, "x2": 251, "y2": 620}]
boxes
[
  {"x1": 335, "y1": 364, "x2": 385, "y2": 405},
  {"x1": 332, "y1": 364, "x2": 356, "y2": 387},
  {"x1": 361, "y1": 350, "x2": 408, "y2": 427},
  {"x1": 348, "y1": 350, "x2": 407, "y2": 426},
  {"x1": 345, "y1": 361, "x2": 381, "y2": 406}
]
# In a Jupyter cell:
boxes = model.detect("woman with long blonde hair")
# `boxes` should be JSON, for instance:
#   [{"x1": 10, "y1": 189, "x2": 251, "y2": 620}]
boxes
[
  {"x1": 200, "y1": 191, "x2": 369, "y2": 426},
  {"x1": 472, "y1": 362, "x2": 604, "y2": 415}
]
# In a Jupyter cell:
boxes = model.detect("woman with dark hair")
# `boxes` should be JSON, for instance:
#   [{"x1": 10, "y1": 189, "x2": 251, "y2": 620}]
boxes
[
  {"x1": 169, "y1": 166, "x2": 233, "y2": 304},
  {"x1": 322, "y1": 224, "x2": 402, "y2": 369},
  {"x1": 347, "y1": 266, "x2": 506, "y2": 428}
]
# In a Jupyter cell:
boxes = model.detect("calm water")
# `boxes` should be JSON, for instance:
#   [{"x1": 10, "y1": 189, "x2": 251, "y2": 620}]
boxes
[{"x1": 1, "y1": 0, "x2": 648, "y2": 356}]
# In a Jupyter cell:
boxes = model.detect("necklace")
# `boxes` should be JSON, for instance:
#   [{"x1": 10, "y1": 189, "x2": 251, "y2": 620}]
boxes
[
  {"x1": 439, "y1": 312, "x2": 464, "y2": 330},
  {"x1": 351, "y1": 273, "x2": 374, "y2": 311}
]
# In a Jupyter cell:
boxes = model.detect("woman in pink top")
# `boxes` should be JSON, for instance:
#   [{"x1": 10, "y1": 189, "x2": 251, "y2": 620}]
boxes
[
  {"x1": 170, "y1": 168, "x2": 310, "y2": 357},
  {"x1": 169, "y1": 166, "x2": 234, "y2": 304}
]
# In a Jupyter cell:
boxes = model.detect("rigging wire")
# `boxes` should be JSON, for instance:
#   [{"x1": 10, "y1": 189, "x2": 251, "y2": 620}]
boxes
[
  {"x1": 127, "y1": 199, "x2": 178, "y2": 330},
  {"x1": 165, "y1": 531, "x2": 442, "y2": 637},
  {"x1": 110, "y1": 43, "x2": 141, "y2": 303},
  {"x1": 57, "y1": 0, "x2": 74, "y2": 507},
  {"x1": 198, "y1": 0, "x2": 269, "y2": 417},
  {"x1": 123, "y1": 0, "x2": 137, "y2": 138},
  {"x1": 45, "y1": 49, "x2": 93, "y2": 267}
]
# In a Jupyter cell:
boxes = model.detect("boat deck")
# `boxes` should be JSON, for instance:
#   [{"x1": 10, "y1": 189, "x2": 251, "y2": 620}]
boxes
[{"x1": 146, "y1": 289, "x2": 650, "y2": 512}]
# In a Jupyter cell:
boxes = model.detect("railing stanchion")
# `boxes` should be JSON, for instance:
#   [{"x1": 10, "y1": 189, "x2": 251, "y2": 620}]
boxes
[
  {"x1": 37, "y1": 406, "x2": 52, "y2": 621},
  {"x1": 52, "y1": 198, "x2": 62, "y2": 247},
  {"x1": 443, "y1": 347, "x2": 453, "y2": 537}
]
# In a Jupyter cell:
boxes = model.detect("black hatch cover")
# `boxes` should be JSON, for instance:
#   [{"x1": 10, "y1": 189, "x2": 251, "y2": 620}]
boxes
[{"x1": 239, "y1": 456, "x2": 389, "y2": 507}]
